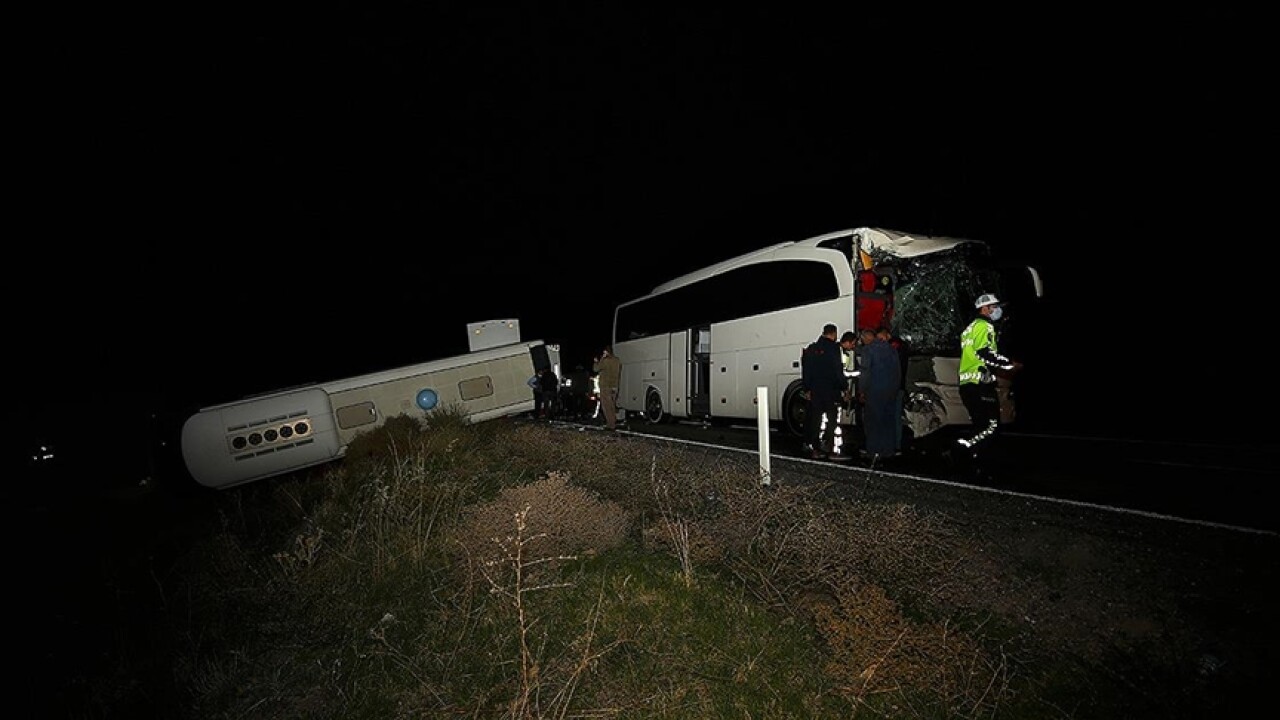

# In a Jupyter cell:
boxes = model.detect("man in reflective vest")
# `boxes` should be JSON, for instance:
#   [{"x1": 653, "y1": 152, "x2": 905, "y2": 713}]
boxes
[{"x1": 958, "y1": 293, "x2": 1022, "y2": 452}]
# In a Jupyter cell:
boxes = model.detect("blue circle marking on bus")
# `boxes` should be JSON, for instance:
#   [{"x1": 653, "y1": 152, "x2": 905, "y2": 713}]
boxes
[{"x1": 416, "y1": 388, "x2": 439, "y2": 410}]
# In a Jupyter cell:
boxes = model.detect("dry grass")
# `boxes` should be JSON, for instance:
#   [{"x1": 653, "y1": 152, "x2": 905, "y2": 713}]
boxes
[{"x1": 142, "y1": 417, "x2": 1277, "y2": 719}]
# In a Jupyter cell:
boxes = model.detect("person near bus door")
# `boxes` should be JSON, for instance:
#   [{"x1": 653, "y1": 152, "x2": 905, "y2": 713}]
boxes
[
  {"x1": 560, "y1": 364, "x2": 591, "y2": 420},
  {"x1": 527, "y1": 367, "x2": 559, "y2": 419},
  {"x1": 801, "y1": 324, "x2": 850, "y2": 460},
  {"x1": 876, "y1": 326, "x2": 908, "y2": 455},
  {"x1": 838, "y1": 330, "x2": 861, "y2": 448},
  {"x1": 857, "y1": 327, "x2": 901, "y2": 459},
  {"x1": 839, "y1": 330, "x2": 859, "y2": 401},
  {"x1": 593, "y1": 345, "x2": 623, "y2": 431},
  {"x1": 958, "y1": 293, "x2": 1022, "y2": 455},
  {"x1": 537, "y1": 367, "x2": 559, "y2": 419}
]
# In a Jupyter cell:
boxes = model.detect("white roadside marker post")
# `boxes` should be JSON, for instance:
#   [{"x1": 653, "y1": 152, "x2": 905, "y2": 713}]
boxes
[{"x1": 757, "y1": 386, "x2": 771, "y2": 486}]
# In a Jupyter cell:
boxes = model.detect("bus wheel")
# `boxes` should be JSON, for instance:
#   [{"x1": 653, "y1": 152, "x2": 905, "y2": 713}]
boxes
[
  {"x1": 644, "y1": 387, "x2": 666, "y2": 424},
  {"x1": 782, "y1": 381, "x2": 807, "y2": 437}
]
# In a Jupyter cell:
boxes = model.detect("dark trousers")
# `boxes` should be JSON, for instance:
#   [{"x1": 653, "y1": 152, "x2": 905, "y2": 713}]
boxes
[
  {"x1": 535, "y1": 390, "x2": 557, "y2": 417},
  {"x1": 959, "y1": 383, "x2": 1000, "y2": 448},
  {"x1": 863, "y1": 390, "x2": 898, "y2": 456},
  {"x1": 805, "y1": 394, "x2": 839, "y2": 454}
]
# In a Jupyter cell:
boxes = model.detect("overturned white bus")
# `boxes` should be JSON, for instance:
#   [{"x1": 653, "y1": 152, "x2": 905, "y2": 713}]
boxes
[{"x1": 181, "y1": 325, "x2": 558, "y2": 490}]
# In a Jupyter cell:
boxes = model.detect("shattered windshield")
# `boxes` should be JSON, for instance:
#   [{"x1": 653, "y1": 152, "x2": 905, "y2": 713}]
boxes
[{"x1": 869, "y1": 242, "x2": 1000, "y2": 356}]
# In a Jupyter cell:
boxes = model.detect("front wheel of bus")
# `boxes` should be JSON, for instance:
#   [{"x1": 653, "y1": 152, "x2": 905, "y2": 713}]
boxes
[
  {"x1": 782, "y1": 381, "x2": 807, "y2": 437},
  {"x1": 644, "y1": 387, "x2": 667, "y2": 424}
]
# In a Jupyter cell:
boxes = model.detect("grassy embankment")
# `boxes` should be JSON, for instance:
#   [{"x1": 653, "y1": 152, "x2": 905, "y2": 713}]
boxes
[{"x1": 87, "y1": 408, "x2": 1275, "y2": 718}]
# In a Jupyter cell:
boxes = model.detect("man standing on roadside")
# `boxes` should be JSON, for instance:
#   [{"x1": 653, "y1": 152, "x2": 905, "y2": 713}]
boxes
[
  {"x1": 958, "y1": 294, "x2": 1022, "y2": 454},
  {"x1": 593, "y1": 345, "x2": 623, "y2": 431},
  {"x1": 801, "y1": 323, "x2": 848, "y2": 460},
  {"x1": 859, "y1": 327, "x2": 902, "y2": 459},
  {"x1": 876, "y1": 326, "x2": 908, "y2": 455}
]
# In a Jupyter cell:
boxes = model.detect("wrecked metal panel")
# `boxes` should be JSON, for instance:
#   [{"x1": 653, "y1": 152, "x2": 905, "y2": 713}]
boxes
[{"x1": 870, "y1": 242, "x2": 995, "y2": 356}]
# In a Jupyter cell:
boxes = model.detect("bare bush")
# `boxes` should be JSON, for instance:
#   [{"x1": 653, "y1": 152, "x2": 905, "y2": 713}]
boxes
[
  {"x1": 694, "y1": 474, "x2": 1020, "y2": 713},
  {"x1": 452, "y1": 470, "x2": 633, "y2": 572},
  {"x1": 808, "y1": 581, "x2": 1013, "y2": 716},
  {"x1": 642, "y1": 456, "x2": 697, "y2": 588}
]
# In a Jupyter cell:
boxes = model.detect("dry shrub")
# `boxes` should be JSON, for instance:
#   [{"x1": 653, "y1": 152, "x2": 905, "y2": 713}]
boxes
[
  {"x1": 491, "y1": 423, "x2": 755, "y2": 513},
  {"x1": 452, "y1": 470, "x2": 633, "y2": 569},
  {"x1": 707, "y1": 478, "x2": 970, "y2": 606},
  {"x1": 640, "y1": 519, "x2": 722, "y2": 566},
  {"x1": 836, "y1": 503, "x2": 967, "y2": 600},
  {"x1": 809, "y1": 581, "x2": 1009, "y2": 714},
  {"x1": 705, "y1": 482, "x2": 840, "y2": 603},
  {"x1": 640, "y1": 454, "x2": 737, "y2": 583},
  {"x1": 340, "y1": 407, "x2": 486, "y2": 477},
  {"x1": 699, "y1": 477, "x2": 1017, "y2": 711},
  {"x1": 342, "y1": 413, "x2": 429, "y2": 466}
]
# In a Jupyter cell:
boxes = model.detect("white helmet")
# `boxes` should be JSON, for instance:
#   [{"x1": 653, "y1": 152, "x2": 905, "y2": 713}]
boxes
[{"x1": 974, "y1": 293, "x2": 1000, "y2": 308}]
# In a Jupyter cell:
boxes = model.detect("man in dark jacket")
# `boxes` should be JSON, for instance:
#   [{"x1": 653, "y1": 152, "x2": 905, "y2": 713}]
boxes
[
  {"x1": 859, "y1": 327, "x2": 902, "y2": 458},
  {"x1": 876, "y1": 326, "x2": 908, "y2": 454},
  {"x1": 529, "y1": 367, "x2": 559, "y2": 419},
  {"x1": 801, "y1": 324, "x2": 848, "y2": 459}
]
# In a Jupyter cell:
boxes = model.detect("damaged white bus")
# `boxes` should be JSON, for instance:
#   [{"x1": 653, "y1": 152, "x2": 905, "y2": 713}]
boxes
[{"x1": 609, "y1": 227, "x2": 1042, "y2": 443}]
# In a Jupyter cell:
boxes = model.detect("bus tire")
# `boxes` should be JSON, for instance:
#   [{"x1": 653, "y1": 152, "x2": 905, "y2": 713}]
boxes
[
  {"x1": 782, "y1": 381, "x2": 808, "y2": 437},
  {"x1": 644, "y1": 387, "x2": 667, "y2": 424}
]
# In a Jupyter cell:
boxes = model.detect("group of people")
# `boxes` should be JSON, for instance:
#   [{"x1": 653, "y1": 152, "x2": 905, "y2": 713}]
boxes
[
  {"x1": 800, "y1": 323, "x2": 904, "y2": 461},
  {"x1": 526, "y1": 345, "x2": 624, "y2": 430},
  {"x1": 801, "y1": 292, "x2": 1021, "y2": 464},
  {"x1": 542, "y1": 293, "x2": 1021, "y2": 462}
]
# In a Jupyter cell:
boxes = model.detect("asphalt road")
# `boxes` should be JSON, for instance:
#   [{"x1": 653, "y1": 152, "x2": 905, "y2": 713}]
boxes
[{"x1": 587, "y1": 414, "x2": 1279, "y2": 536}]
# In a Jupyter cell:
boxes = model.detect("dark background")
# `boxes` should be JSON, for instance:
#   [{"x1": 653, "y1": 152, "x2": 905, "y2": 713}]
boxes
[{"x1": 7, "y1": 8, "x2": 1272, "y2": 488}]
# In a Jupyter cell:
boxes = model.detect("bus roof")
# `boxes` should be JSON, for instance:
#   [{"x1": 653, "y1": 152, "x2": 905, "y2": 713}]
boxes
[
  {"x1": 647, "y1": 227, "x2": 979, "y2": 295},
  {"x1": 824, "y1": 227, "x2": 974, "y2": 258}
]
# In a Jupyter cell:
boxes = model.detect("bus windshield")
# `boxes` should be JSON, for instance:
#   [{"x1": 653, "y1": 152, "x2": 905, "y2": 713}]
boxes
[{"x1": 876, "y1": 242, "x2": 1006, "y2": 356}]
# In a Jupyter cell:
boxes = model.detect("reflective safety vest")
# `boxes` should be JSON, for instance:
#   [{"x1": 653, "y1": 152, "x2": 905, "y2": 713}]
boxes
[{"x1": 958, "y1": 317, "x2": 997, "y2": 385}]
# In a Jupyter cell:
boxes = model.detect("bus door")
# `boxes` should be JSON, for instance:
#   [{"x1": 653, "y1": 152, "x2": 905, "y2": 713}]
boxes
[
  {"x1": 666, "y1": 331, "x2": 689, "y2": 418},
  {"x1": 687, "y1": 325, "x2": 711, "y2": 417}
]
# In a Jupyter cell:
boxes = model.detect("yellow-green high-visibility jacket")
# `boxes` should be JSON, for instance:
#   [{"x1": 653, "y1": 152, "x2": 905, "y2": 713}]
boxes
[{"x1": 959, "y1": 317, "x2": 1015, "y2": 385}]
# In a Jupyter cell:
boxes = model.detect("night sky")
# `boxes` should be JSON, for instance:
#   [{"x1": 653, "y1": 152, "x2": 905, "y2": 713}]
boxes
[{"x1": 10, "y1": 9, "x2": 1271, "y2": 447}]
